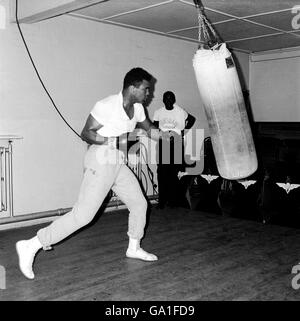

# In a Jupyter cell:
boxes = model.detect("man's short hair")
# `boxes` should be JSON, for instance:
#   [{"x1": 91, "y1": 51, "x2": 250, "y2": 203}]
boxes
[
  {"x1": 163, "y1": 91, "x2": 176, "y2": 102},
  {"x1": 123, "y1": 68, "x2": 152, "y2": 89}
]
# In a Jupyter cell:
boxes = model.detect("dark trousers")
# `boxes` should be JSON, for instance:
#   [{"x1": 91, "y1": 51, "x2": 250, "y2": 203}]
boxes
[
  {"x1": 157, "y1": 164, "x2": 189, "y2": 208},
  {"x1": 156, "y1": 134, "x2": 190, "y2": 208}
]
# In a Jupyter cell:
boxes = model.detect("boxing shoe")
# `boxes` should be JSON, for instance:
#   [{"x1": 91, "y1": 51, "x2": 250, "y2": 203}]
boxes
[
  {"x1": 16, "y1": 236, "x2": 42, "y2": 280},
  {"x1": 126, "y1": 238, "x2": 158, "y2": 262}
]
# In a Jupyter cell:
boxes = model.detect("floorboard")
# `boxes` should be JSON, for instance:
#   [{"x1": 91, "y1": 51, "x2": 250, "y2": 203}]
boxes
[{"x1": 1, "y1": 207, "x2": 300, "y2": 301}]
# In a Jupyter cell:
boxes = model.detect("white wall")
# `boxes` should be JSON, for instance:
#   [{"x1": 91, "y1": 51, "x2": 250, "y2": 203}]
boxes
[
  {"x1": 250, "y1": 47, "x2": 300, "y2": 122},
  {"x1": 0, "y1": 0, "x2": 249, "y2": 217}
]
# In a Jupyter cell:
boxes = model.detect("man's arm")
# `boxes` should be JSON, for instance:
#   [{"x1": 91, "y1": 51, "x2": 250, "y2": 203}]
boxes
[
  {"x1": 137, "y1": 118, "x2": 165, "y2": 141},
  {"x1": 153, "y1": 120, "x2": 159, "y2": 129},
  {"x1": 185, "y1": 113, "x2": 196, "y2": 130},
  {"x1": 81, "y1": 114, "x2": 108, "y2": 145}
]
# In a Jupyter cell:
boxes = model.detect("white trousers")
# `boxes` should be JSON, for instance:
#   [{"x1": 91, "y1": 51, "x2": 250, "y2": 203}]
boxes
[{"x1": 37, "y1": 144, "x2": 148, "y2": 248}]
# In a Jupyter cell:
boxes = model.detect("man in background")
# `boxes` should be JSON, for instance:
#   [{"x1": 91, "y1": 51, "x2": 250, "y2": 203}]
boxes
[{"x1": 153, "y1": 91, "x2": 196, "y2": 209}]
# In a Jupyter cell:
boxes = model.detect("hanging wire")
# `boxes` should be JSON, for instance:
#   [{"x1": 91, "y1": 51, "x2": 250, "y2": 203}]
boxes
[
  {"x1": 15, "y1": 0, "x2": 82, "y2": 139},
  {"x1": 139, "y1": 142, "x2": 158, "y2": 195}
]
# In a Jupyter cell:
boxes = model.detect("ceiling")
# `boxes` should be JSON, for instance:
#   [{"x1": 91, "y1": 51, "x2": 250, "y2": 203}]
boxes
[{"x1": 66, "y1": 0, "x2": 300, "y2": 54}]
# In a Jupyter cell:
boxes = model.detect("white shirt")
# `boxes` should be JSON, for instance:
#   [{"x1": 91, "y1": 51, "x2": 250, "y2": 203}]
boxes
[
  {"x1": 90, "y1": 92, "x2": 146, "y2": 137},
  {"x1": 153, "y1": 104, "x2": 188, "y2": 135}
]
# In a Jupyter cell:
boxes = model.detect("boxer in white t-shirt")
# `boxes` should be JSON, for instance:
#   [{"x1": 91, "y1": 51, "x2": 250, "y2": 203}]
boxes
[{"x1": 16, "y1": 68, "x2": 165, "y2": 280}]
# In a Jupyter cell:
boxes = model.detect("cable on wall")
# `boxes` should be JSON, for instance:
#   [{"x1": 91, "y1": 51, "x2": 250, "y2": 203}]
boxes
[
  {"x1": 139, "y1": 142, "x2": 158, "y2": 195},
  {"x1": 15, "y1": 0, "x2": 81, "y2": 139}
]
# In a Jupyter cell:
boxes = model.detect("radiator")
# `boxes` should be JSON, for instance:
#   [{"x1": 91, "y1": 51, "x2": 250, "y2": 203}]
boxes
[{"x1": 0, "y1": 143, "x2": 13, "y2": 216}]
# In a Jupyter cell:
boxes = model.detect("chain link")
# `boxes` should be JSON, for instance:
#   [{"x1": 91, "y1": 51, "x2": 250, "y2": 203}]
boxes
[{"x1": 197, "y1": 7, "x2": 218, "y2": 46}]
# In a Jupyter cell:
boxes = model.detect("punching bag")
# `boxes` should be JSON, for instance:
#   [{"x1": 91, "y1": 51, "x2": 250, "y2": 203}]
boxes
[{"x1": 193, "y1": 43, "x2": 257, "y2": 180}]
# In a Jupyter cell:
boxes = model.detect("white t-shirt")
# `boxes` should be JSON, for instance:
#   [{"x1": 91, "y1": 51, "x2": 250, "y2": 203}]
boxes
[
  {"x1": 90, "y1": 92, "x2": 146, "y2": 137},
  {"x1": 153, "y1": 104, "x2": 188, "y2": 135}
]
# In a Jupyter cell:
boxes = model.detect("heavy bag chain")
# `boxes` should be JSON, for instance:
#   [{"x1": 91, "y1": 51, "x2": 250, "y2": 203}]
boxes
[{"x1": 194, "y1": 0, "x2": 220, "y2": 48}]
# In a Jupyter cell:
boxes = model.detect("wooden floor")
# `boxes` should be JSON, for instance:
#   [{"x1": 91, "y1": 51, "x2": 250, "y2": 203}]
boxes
[{"x1": 1, "y1": 206, "x2": 300, "y2": 301}]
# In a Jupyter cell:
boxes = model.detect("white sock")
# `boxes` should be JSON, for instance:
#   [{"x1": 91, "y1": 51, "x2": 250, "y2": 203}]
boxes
[
  {"x1": 126, "y1": 238, "x2": 158, "y2": 261},
  {"x1": 16, "y1": 236, "x2": 42, "y2": 280},
  {"x1": 128, "y1": 238, "x2": 140, "y2": 251}
]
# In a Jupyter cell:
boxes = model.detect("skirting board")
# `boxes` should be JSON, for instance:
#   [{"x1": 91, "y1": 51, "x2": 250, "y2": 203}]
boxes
[{"x1": 0, "y1": 197, "x2": 158, "y2": 231}]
